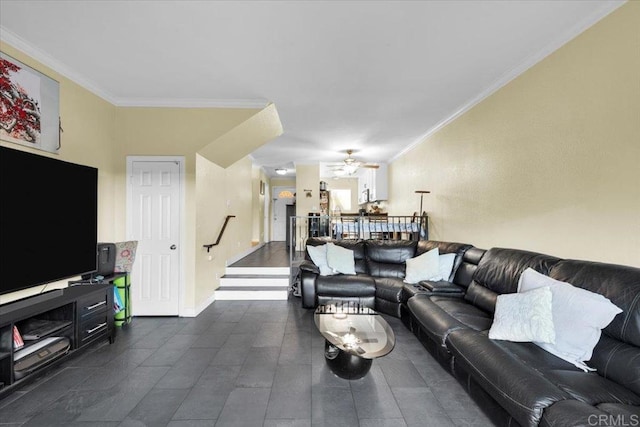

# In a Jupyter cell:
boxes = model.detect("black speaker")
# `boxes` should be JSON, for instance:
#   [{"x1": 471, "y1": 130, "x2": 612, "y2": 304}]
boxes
[
  {"x1": 82, "y1": 242, "x2": 116, "y2": 280},
  {"x1": 96, "y1": 242, "x2": 116, "y2": 277}
]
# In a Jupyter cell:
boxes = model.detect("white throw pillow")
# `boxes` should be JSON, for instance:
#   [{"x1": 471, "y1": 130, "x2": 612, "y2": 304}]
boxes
[
  {"x1": 436, "y1": 253, "x2": 457, "y2": 282},
  {"x1": 307, "y1": 244, "x2": 337, "y2": 276},
  {"x1": 404, "y1": 248, "x2": 440, "y2": 283},
  {"x1": 489, "y1": 286, "x2": 556, "y2": 344},
  {"x1": 326, "y1": 242, "x2": 356, "y2": 275},
  {"x1": 518, "y1": 268, "x2": 623, "y2": 371}
]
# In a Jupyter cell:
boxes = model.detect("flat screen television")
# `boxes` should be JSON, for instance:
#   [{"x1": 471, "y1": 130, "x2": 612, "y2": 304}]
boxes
[{"x1": 0, "y1": 146, "x2": 98, "y2": 296}]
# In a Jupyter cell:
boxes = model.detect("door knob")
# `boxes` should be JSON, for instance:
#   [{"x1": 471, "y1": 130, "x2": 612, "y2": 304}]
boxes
[{"x1": 170, "y1": 244, "x2": 177, "y2": 250}]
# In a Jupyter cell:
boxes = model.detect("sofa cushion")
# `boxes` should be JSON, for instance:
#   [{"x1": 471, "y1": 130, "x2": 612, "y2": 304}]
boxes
[
  {"x1": 473, "y1": 247, "x2": 562, "y2": 294},
  {"x1": 541, "y1": 400, "x2": 640, "y2": 427},
  {"x1": 374, "y1": 277, "x2": 405, "y2": 303},
  {"x1": 316, "y1": 274, "x2": 375, "y2": 298},
  {"x1": 550, "y1": 259, "x2": 640, "y2": 348},
  {"x1": 404, "y1": 248, "x2": 440, "y2": 283},
  {"x1": 416, "y1": 240, "x2": 474, "y2": 282},
  {"x1": 306, "y1": 244, "x2": 337, "y2": 276},
  {"x1": 326, "y1": 242, "x2": 356, "y2": 275},
  {"x1": 465, "y1": 248, "x2": 562, "y2": 313},
  {"x1": 447, "y1": 328, "x2": 570, "y2": 427},
  {"x1": 486, "y1": 337, "x2": 582, "y2": 372},
  {"x1": 367, "y1": 239, "x2": 417, "y2": 263},
  {"x1": 408, "y1": 294, "x2": 492, "y2": 347},
  {"x1": 366, "y1": 240, "x2": 416, "y2": 278},
  {"x1": 376, "y1": 277, "x2": 412, "y2": 316},
  {"x1": 453, "y1": 247, "x2": 486, "y2": 288},
  {"x1": 437, "y1": 253, "x2": 457, "y2": 282},
  {"x1": 549, "y1": 259, "x2": 640, "y2": 395},
  {"x1": 518, "y1": 268, "x2": 622, "y2": 371},
  {"x1": 590, "y1": 334, "x2": 640, "y2": 397},
  {"x1": 488, "y1": 286, "x2": 556, "y2": 344},
  {"x1": 542, "y1": 370, "x2": 640, "y2": 406},
  {"x1": 463, "y1": 282, "x2": 499, "y2": 314},
  {"x1": 307, "y1": 238, "x2": 367, "y2": 274}
]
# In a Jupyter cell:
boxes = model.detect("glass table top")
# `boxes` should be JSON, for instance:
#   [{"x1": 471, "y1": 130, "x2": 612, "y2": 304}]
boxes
[{"x1": 314, "y1": 301, "x2": 395, "y2": 359}]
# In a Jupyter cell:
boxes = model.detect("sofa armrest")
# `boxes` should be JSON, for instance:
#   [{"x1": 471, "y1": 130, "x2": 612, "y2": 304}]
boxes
[
  {"x1": 299, "y1": 261, "x2": 320, "y2": 308},
  {"x1": 401, "y1": 280, "x2": 465, "y2": 304},
  {"x1": 299, "y1": 260, "x2": 320, "y2": 275},
  {"x1": 419, "y1": 280, "x2": 465, "y2": 295}
]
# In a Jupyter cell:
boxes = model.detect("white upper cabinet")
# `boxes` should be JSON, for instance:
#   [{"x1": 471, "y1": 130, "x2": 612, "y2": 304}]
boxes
[{"x1": 358, "y1": 164, "x2": 388, "y2": 203}]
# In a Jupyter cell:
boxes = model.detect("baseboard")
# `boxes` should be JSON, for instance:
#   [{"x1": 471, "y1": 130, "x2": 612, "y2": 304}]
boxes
[
  {"x1": 180, "y1": 293, "x2": 216, "y2": 317},
  {"x1": 226, "y1": 242, "x2": 265, "y2": 266}
]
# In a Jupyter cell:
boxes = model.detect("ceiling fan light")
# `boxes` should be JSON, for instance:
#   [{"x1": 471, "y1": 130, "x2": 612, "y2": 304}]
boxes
[
  {"x1": 275, "y1": 168, "x2": 287, "y2": 175},
  {"x1": 344, "y1": 164, "x2": 358, "y2": 175}
]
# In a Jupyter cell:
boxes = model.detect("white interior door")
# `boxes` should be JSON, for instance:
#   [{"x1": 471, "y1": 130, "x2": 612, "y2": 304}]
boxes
[{"x1": 128, "y1": 159, "x2": 182, "y2": 316}]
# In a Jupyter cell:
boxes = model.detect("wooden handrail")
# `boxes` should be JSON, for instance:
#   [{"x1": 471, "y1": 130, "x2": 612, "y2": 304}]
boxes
[{"x1": 203, "y1": 215, "x2": 236, "y2": 252}]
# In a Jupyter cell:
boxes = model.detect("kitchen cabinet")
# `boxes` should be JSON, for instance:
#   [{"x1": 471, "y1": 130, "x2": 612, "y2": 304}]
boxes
[{"x1": 358, "y1": 164, "x2": 388, "y2": 203}]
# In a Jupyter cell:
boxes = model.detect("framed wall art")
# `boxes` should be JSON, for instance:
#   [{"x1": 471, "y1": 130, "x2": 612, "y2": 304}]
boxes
[{"x1": 0, "y1": 52, "x2": 60, "y2": 154}]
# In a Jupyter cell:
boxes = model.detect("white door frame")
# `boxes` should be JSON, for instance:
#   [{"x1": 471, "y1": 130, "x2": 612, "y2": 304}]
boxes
[{"x1": 126, "y1": 155, "x2": 186, "y2": 316}]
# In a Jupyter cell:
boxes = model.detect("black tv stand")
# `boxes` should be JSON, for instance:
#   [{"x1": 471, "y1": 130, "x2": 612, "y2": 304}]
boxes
[
  {"x1": 0, "y1": 283, "x2": 114, "y2": 397},
  {"x1": 1, "y1": 289, "x2": 64, "y2": 315}
]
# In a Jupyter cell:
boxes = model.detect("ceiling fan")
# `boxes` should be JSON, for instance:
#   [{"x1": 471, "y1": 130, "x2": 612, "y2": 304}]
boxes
[{"x1": 327, "y1": 150, "x2": 379, "y2": 176}]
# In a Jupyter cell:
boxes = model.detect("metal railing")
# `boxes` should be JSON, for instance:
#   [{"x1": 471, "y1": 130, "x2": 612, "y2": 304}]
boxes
[
  {"x1": 288, "y1": 214, "x2": 428, "y2": 267},
  {"x1": 203, "y1": 215, "x2": 236, "y2": 252}
]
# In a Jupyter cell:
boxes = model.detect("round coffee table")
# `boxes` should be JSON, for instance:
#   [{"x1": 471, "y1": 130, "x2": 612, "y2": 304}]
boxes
[{"x1": 314, "y1": 301, "x2": 396, "y2": 380}]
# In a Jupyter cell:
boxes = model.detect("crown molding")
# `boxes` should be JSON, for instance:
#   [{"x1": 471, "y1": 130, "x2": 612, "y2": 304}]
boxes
[
  {"x1": 390, "y1": 0, "x2": 626, "y2": 163},
  {"x1": 1, "y1": 26, "x2": 118, "y2": 104},
  {"x1": 115, "y1": 97, "x2": 269, "y2": 109},
  {"x1": 1, "y1": 26, "x2": 270, "y2": 109}
]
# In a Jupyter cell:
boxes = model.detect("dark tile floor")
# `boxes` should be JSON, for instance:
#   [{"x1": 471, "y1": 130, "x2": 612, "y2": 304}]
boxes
[
  {"x1": 0, "y1": 297, "x2": 496, "y2": 426},
  {"x1": 230, "y1": 242, "x2": 290, "y2": 268}
]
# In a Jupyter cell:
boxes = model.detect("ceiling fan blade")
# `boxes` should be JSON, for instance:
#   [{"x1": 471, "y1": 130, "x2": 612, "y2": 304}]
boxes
[{"x1": 362, "y1": 164, "x2": 379, "y2": 169}]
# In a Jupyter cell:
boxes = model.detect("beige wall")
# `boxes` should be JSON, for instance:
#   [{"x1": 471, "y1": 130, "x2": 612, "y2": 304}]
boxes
[
  {"x1": 388, "y1": 2, "x2": 640, "y2": 267},
  {"x1": 0, "y1": 42, "x2": 117, "y2": 303},
  {"x1": 295, "y1": 164, "x2": 320, "y2": 250},
  {"x1": 195, "y1": 155, "x2": 255, "y2": 310},
  {"x1": 0, "y1": 42, "x2": 274, "y2": 309},
  {"x1": 270, "y1": 177, "x2": 296, "y2": 188},
  {"x1": 295, "y1": 164, "x2": 320, "y2": 217},
  {"x1": 112, "y1": 107, "x2": 260, "y2": 312}
]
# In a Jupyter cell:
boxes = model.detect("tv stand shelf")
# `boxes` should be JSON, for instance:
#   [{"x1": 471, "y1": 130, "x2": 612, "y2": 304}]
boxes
[{"x1": 0, "y1": 283, "x2": 114, "y2": 397}]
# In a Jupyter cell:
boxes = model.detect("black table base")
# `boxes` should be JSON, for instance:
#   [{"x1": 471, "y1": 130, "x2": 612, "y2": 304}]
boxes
[{"x1": 324, "y1": 340, "x2": 372, "y2": 380}]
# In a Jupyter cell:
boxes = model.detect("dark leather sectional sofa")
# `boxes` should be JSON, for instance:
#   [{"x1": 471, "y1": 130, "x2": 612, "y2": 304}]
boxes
[{"x1": 299, "y1": 237, "x2": 640, "y2": 427}]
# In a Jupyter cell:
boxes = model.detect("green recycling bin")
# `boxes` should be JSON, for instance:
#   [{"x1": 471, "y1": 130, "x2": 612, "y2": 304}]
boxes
[{"x1": 113, "y1": 274, "x2": 131, "y2": 327}]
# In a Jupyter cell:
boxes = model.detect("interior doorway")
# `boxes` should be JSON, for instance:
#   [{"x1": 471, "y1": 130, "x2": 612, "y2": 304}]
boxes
[
  {"x1": 126, "y1": 156, "x2": 184, "y2": 316},
  {"x1": 272, "y1": 186, "x2": 295, "y2": 241}
]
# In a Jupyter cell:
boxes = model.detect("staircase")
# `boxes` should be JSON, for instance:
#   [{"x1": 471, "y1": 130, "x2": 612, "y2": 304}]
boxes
[{"x1": 215, "y1": 265, "x2": 291, "y2": 300}]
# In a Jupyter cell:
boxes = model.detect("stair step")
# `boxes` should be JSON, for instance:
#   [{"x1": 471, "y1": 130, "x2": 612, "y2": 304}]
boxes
[
  {"x1": 219, "y1": 275, "x2": 290, "y2": 287},
  {"x1": 225, "y1": 266, "x2": 289, "y2": 275},
  {"x1": 218, "y1": 285, "x2": 288, "y2": 291},
  {"x1": 215, "y1": 286, "x2": 289, "y2": 301},
  {"x1": 221, "y1": 274, "x2": 290, "y2": 279}
]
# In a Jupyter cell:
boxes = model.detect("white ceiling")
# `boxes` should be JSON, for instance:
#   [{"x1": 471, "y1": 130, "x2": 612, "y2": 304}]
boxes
[{"x1": 0, "y1": 1, "x2": 624, "y2": 177}]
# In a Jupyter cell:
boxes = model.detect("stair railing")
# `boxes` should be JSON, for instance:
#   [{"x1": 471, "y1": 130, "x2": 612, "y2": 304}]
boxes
[{"x1": 203, "y1": 215, "x2": 236, "y2": 252}]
